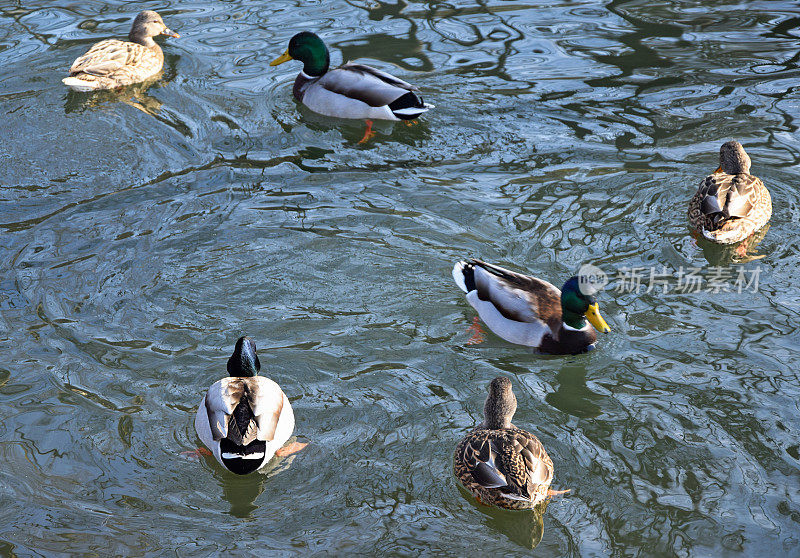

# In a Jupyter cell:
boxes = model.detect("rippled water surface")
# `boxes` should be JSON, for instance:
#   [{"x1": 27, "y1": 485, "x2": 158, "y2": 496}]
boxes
[{"x1": 2, "y1": 0, "x2": 800, "y2": 555}]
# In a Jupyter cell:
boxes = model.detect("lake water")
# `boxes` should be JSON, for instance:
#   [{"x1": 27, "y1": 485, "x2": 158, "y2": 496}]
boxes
[{"x1": 1, "y1": 0, "x2": 799, "y2": 555}]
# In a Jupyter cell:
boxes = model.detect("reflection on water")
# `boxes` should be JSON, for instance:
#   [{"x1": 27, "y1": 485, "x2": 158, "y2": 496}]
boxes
[
  {"x1": 2, "y1": 0, "x2": 800, "y2": 555},
  {"x1": 64, "y1": 76, "x2": 165, "y2": 115},
  {"x1": 696, "y1": 225, "x2": 770, "y2": 265},
  {"x1": 458, "y1": 484, "x2": 549, "y2": 549},
  {"x1": 546, "y1": 364, "x2": 603, "y2": 420},
  {"x1": 194, "y1": 439, "x2": 305, "y2": 518},
  {"x1": 293, "y1": 107, "x2": 433, "y2": 146},
  {"x1": 216, "y1": 467, "x2": 266, "y2": 519}
]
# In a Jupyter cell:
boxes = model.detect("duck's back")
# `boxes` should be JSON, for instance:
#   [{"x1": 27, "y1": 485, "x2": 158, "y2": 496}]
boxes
[
  {"x1": 298, "y1": 63, "x2": 427, "y2": 120},
  {"x1": 454, "y1": 426, "x2": 553, "y2": 508},
  {"x1": 689, "y1": 172, "x2": 771, "y2": 244},
  {"x1": 195, "y1": 376, "x2": 294, "y2": 474},
  {"x1": 64, "y1": 39, "x2": 163, "y2": 90}
]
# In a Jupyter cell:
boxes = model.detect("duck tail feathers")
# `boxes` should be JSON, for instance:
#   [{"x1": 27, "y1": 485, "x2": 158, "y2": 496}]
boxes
[
  {"x1": 62, "y1": 76, "x2": 101, "y2": 92},
  {"x1": 391, "y1": 106, "x2": 430, "y2": 119},
  {"x1": 219, "y1": 438, "x2": 267, "y2": 474},
  {"x1": 452, "y1": 260, "x2": 477, "y2": 293},
  {"x1": 389, "y1": 91, "x2": 433, "y2": 120}
]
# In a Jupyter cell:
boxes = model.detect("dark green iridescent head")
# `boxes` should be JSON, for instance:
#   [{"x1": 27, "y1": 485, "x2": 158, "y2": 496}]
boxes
[
  {"x1": 560, "y1": 277, "x2": 610, "y2": 333},
  {"x1": 270, "y1": 31, "x2": 330, "y2": 76},
  {"x1": 227, "y1": 336, "x2": 261, "y2": 377}
]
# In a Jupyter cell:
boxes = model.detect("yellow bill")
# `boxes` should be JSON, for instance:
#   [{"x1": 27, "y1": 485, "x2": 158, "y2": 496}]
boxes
[
  {"x1": 584, "y1": 303, "x2": 610, "y2": 333},
  {"x1": 270, "y1": 50, "x2": 293, "y2": 66}
]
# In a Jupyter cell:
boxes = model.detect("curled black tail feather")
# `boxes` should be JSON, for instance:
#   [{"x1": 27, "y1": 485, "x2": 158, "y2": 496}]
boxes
[{"x1": 462, "y1": 261, "x2": 477, "y2": 292}]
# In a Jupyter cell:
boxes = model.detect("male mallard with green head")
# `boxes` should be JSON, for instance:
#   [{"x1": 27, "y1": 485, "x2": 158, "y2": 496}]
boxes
[
  {"x1": 269, "y1": 31, "x2": 433, "y2": 122},
  {"x1": 688, "y1": 141, "x2": 772, "y2": 244},
  {"x1": 454, "y1": 377, "x2": 565, "y2": 510},
  {"x1": 194, "y1": 337, "x2": 305, "y2": 475},
  {"x1": 63, "y1": 10, "x2": 179, "y2": 92},
  {"x1": 452, "y1": 260, "x2": 611, "y2": 354}
]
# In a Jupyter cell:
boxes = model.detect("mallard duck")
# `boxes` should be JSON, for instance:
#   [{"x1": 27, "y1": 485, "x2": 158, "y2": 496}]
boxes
[
  {"x1": 688, "y1": 141, "x2": 772, "y2": 244},
  {"x1": 452, "y1": 259, "x2": 610, "y2": 354},
  {"x1": 454, "y1": 377, "x2": 562, "y2": 510},
  {"x1": 194, "y1": 336, "x2": 301, "y2": 475},
  {"x1": 269, "y1": 31, "x2": 433, "y2": 121},
  {"x1": 62, "y1": 10, "x2": 179, "y2": 92}
]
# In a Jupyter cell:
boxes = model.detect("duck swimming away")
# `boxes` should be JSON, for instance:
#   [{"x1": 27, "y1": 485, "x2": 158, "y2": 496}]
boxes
[
  {"x1": 454, "y1": 377, "x2": 568, "y2": 509},
  {"x1": 194, "y1": 337, "x2": 305, "y2": 475},
  {"x1": 688, "y1": 141, "x2": 772, "y2": 245}
]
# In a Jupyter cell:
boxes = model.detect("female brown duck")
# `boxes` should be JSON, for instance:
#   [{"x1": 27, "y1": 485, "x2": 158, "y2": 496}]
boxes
[
  {"x1": 688, "y1": 141, "x2": 772, "y2": 244},
  {"x1": 63, "y1": 11, "x2": 179, "y2": 92},
  {"x1": 454, "y1": 377, "x2": 567, "y2": 509}
]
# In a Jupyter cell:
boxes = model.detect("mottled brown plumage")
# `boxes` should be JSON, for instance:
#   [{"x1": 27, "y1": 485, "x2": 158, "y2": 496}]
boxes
[
  {"x1": 63, "y1": 11, "x2": 178, "y2": 91},
  {"x1": 688, "y1": 141, "x2": 772, "y2": 245},
  {"x1": 454, "y1": 378, "x2": 556, "y2": 510}
]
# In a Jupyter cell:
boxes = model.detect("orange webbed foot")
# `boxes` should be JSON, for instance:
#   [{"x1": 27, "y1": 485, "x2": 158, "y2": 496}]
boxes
[
  {"x1": 275, "y1": 441, "x2": 308, "y2": 457},
  {"x1": 358, "y1": 120, "x2": 376, "y2": 144},
  {"x1": 547, "y1": 488, "x2": 571, "y2": 498},
  {"x1": 180, "y1": 447, "x2": 212, "y2": 461},
  {"x1": 466, "y1": 316, "x2": 485, "y2": 345}
]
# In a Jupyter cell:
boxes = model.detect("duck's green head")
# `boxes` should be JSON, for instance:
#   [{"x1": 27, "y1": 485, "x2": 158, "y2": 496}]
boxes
[
  {"x1": 270, "y1": 31, "x2": 330, "y2": 77},
  {"x1": 227, "y1": 336, "x2": 261, "y2": 377},
  {"x1": 560, "y1": 277, "x2": 611, "y2": 333}
]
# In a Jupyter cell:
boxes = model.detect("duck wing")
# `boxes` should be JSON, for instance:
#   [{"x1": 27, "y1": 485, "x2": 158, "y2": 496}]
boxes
[
  {"x1": 459, "y1": 429, "x2": 553, "y2": 503},
  {"x1": 463, "y1": 437, "x2": 509, "y2": 489},
  {"x1": 317, "y1": 63, "x2": 418, "y2": 106},
  {"x1": 69, "y1": 39, "x2": 157, "y2": 77},
  {"x1": 511, "y1": 430, "x2": 554, "y2": 490},
  {"x1": 249, "y1": 376, "x2": 286, "y2": 442},
  {"x1": 697, "y1": 173, "x2": 761, "y2": 228},
  {"x1": 470, "y1": 260, "x2": 562, "y2": 328},
  {"x1": 203, "y1": 377, "x2": 285, "y2": 443}
]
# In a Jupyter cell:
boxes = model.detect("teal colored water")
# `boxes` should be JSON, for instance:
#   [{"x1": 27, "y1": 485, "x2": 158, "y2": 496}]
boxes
[{"x1": 1, "y1": 0, "x2": 799, "y2": 555}]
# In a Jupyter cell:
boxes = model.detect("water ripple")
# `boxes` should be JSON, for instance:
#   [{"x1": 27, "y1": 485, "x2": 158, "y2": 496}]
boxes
[{"x1": 1, "y1": 0, "x2": 800, "y2": 555}]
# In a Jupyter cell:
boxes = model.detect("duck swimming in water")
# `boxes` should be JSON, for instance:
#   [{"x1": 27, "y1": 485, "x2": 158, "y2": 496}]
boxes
[
  {"x1": 688, "y1": 141, "x2": 772, "y2": 245},
  {"x1": 452, "y1": 260, "x2": 610, "y2": 354},
  {"x1": 454, "y1": 377, "x2": 566, "y2": 509},
  {"x1": 194, "y1": 337, "x2": 304, "y2": 475},
  {"x1": 269, "y1": 31, "x2": 433, "y2": 123},
  {"x1": 63, "y1": 10, "x2": 179, "y2": 92}
]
